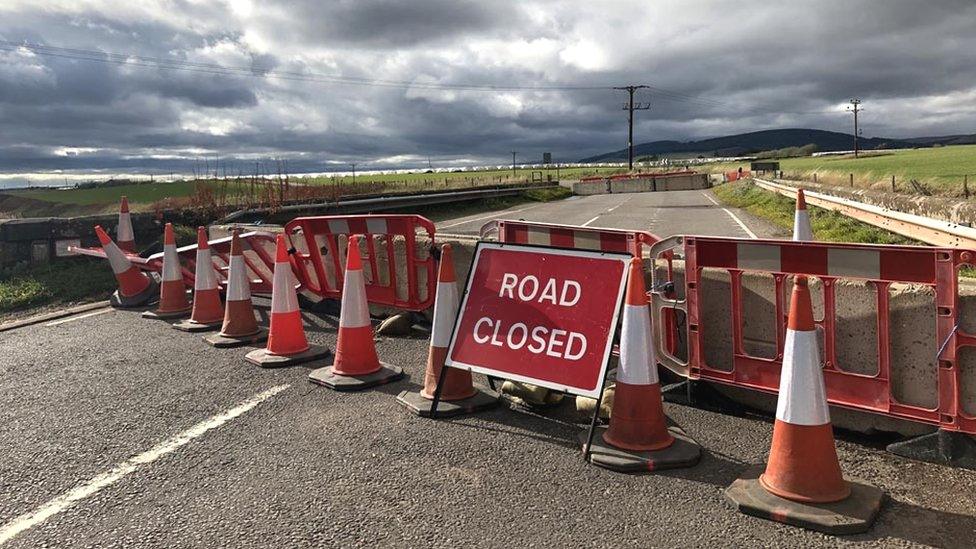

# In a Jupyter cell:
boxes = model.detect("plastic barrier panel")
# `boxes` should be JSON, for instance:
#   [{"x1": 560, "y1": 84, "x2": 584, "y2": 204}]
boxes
[
  {"x1": 283, "y1": 214, "x2": 436, "y2": 312},
  {"x1": 70, "y1": 231, "x2": 279, "y2": 294},
  {"x1": 648, "y1": 235, "x2": 976, "y2": 434},
  {"x1": 492, "y1": 219, "x2": 661, "y2": 258}
]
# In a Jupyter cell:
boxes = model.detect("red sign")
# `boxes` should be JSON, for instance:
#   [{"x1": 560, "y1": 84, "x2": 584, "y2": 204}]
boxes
[{"x1": 446, "y1": 243, "x2": 629, "y2": 398}]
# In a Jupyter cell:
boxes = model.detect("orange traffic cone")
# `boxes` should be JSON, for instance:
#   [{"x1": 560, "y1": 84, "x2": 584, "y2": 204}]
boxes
[
  {"x1": 309, "y1": 235, "x2": 404, "y2": 391},
  {"x1": 396, "y1": 243, "x2": 498, "y2": 416},
  {"x1": 142, "y1": 223, "x2": 192, "y2": 319},
  {"x1": 725, "y1": 276, "x2": 883, "y2": 535},
  {"x1": 95, "y1": 225, "x2": 157, "y2": 308},
  {"x1": 245, "y1": 233, "x2": 329, "y2": 367},
  {"x1": 583, "y1": 258, "x2": 700, "y2": 472},
  {"x1": 174, "y1": 227, "x2": 224, "y2": 332},
  {"x1": 116, "y1": 196, "x2": 136, "y2": 253},
  {"x1": 204, "y1": 230, "x2": 268, "y2": 347},
  {"x1": 793, "y1": 188, "x2": 813, "y2": 241}
]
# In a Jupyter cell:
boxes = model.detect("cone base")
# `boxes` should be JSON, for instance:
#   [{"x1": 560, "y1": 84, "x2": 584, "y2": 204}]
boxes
[
  {"x1": 395, "y1": 387, "x2": 499, "y2": 418},
  {"x1": 244, "y1": 344, "x2": 331, "y2": 369},
  {"x1": 204, "y1": 327, "x2": 269, "y2": 348},
  {"x1": 172, "y1": 318, "x2": 223, "y2": 332},
  {"x1": 725, "y1": 465, "x2": 884, "y2": 536},
  {"x1": 308, "y1": 362, "x2": 404, "y2": 392},
  {"x1": 142, "y1": 305, "x2": 191, "y2": 320},
  {"x1": 110, "y1": 278, "x2": 159, "y2": 309},
  {"x1": 581, "y1": 426, "x2": 701, "y2": 473}
]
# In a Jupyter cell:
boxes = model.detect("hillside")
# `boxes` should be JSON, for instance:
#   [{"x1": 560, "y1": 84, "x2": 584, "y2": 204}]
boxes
[{"x1": 581, "y1": 128, "x2": 920, "y2": 162}]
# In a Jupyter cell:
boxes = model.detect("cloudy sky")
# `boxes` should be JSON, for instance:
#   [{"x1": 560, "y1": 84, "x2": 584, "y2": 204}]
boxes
[{"x1": 1, "y1": 0, "x2": 975, "y2": 177}]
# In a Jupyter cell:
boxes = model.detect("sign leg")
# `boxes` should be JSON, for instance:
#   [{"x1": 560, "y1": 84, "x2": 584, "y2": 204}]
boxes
[
  {"x1": 582, "y1": 370, "x2": 609, "y2": 462},
  {"x1": 429, "y1": 360, "x2": 451, "y2": 420}
]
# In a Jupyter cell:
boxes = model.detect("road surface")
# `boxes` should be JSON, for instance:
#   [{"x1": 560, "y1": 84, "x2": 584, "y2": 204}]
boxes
[{"x1": 1, "y1": 190, "x2": 974, "y2": 548}]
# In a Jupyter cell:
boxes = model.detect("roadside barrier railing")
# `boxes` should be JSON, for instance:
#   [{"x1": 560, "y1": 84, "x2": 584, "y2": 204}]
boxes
[
  {"x1": 283, "y1": 214, "x2": 437, "y2": 312},
  {"x1": 71, "y1": 231, "x2": 279, "y2": 294},
  {"x1": 648, "y1": 234, "x2": 976, "y2": 434}
]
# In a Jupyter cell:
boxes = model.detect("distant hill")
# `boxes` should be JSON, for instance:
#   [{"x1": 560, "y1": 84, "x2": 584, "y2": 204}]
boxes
[{"x1": 580, "y1": 128, "x2": 930, "y2": 162}]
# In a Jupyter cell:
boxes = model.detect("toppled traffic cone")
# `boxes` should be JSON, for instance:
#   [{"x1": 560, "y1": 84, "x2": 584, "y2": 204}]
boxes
[
  {"x1": 116, "y1": 196, "x2": 136, "y2": 253},
  {"x1": 174, "y1": 227, "x2": 224, "y2": 332},
  {"x1": 204, "y1": 229, "x2": 268, "y2": 347},
  {"x1": 581, "y1": 258, "x2": 701, "y2": 473},
  {"x1": 726, "y1": 276, "x2": 883, "y2": 535},
  {"x1": 245, "y1": 234, "x2": 330, "y2": 367},
  {"x1": 142, "y1": 223, "x2": 191, "y2": 319},
  {"x1": 396, "y1": 243, "x2": 497, "y2": 416},
  {"x1": 95, "y1": 225, "x2": 158, "y2": 308},
  {"x1": 793, "y1": 188, "x2": 813, "y2": 241},
  {"x1": 309, "y1": 235, "x2": 404, "y2": 391}
]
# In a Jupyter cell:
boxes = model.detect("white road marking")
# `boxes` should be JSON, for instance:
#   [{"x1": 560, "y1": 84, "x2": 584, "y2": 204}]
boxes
[
  {"x1": 701, "y1": 191, "x2": 758, "y2": 239},
  {"x1": 0, "y1": 384, "x2": 290, "y2": 546},
  {"x1": 44, "y1": 308, "x2": 112, "y2": 327},
  {"x1": 437, "y1": 204, "x2": 542, "y2": 229},
  {"x1": 582, "y1": 215, "x2": 601, "y2": 227}
]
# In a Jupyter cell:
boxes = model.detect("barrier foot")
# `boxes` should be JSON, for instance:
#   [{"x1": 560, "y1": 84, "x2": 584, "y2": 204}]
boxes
[
  {"x1": 725, "y1": 465, "x2": 884, "y2": 535},
  {"x1": 172, "y1": 319, "x2": 222, "y2": 333},
  {"x1": 297, "y1": 293, "x2": 341, "y2": 316},
  {"x1": 308, "y1": 363, "x2": 404, "y2": 392},
  {"x1": 579, "y1": 426, "x2": 701, "y2": 473},
  {"x1": 203, "y1": 328, "x2": 269, "y2": 349},
  {"x1": 887, "y1": 429, "x2": 976, "y2": 470},
  {"x1": 661, "y1": 379, "x2": 745, "y2": 415},
  {"x1": 110, "y1": 277, "x2": 159, "y2": 309},
  {"x1": 244, "y1": 344, "x2": 331, "y2": 368},
  {"x1": 395, "y1": 388, "x2": 499, "y2": 418},
  {"x1": 141, "y1": 306, "x2": 192, "y2": 320}
]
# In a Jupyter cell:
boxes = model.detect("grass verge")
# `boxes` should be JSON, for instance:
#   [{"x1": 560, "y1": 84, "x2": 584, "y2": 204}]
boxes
[
  {"x1": 712, "y1": 181, "x2": 918, "y2": 245},
  {"x1": 0, "y1": 259, "x2": 117, "y2": 317}
]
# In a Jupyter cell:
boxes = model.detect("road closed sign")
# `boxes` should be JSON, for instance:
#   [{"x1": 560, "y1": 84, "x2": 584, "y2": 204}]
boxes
[{"x1": 446, "y1": 243, "x2": 630, "y2": 398}]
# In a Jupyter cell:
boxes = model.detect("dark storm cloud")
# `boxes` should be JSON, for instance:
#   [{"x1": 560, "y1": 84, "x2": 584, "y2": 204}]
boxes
[{"x1": 1, "y1": 0, "x2": 976, "y2": 177}]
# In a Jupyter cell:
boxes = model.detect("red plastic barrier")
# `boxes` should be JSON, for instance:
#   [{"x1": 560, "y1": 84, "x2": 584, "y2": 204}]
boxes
[
  {"x1": 283, "y1": 214, "x2": 436, "y2": 311},
  {"x1": 70, "y1": 231, "x2": 279, "y2": 294},
  {"x1": 492, "y1": 219, "x2": 661, "y2": 258},
  {"x1": 648, "y1": 235, "x2": 976, "y2": 434}
]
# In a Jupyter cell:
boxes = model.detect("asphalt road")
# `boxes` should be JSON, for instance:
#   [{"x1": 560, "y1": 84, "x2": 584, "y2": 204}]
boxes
[{"x1": 1, "y1": 190, "x2": 975, "y2": 548}]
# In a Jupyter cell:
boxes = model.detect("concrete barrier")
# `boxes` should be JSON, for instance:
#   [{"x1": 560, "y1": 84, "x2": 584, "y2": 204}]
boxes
[{"x1": 572, "y1": 173, "x2": 711, "y2": 195}]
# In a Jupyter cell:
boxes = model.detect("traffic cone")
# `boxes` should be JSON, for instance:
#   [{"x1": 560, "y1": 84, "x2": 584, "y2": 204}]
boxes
[
  {"x1": 244, "y1": 234, "x2": 330, "y2": 367},
  {"x1": 396, "y1": 243, "x2": 498, "y2": 417},
  {"x1": 95, "y1": 225, "x2": 158, "y2": 308},
  {"x1": 174, "y1": 227, "x2": 224, "y2": 332},
  {"x1": 793, "y1": 188, "x2": 813, "y2": 241},
  {"x1": 309, "y1": 235, "x2": 404, "y2": 391},
  {"x1": 204, "y1": 230, "x2": 268, "y2": 347},
  {"x1": 581, "y1": 258, "x2": 700, "y2": 472},
  {"x1": 116, "y1": 196, "x2": 136, "y2": 253},
  {"x1": 142, "y1": 223, "x2": 191, "y2": 319},
  {"x1": 725, "y1": 276, "x2": 884, "y2": 535}
]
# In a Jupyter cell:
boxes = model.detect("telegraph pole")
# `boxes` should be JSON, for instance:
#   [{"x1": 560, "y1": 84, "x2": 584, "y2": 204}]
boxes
[
  {"x1": 614, "y1": 85, "x2": 651, "y2": 170},
  {"x1": 511, "y1": 151, "x2": 518, "y2": 178},
  {"x1": 847, "y1": 98, "x2": 862, "y2": 158},
  {"x1": 350, "y1": 163, "x2": 357, "y2": 184}
]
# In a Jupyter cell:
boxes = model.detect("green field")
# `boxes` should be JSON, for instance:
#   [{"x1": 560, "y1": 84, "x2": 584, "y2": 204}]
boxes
[{"x1": 710, "y1": 144, "x2": 976, "y2": 195}]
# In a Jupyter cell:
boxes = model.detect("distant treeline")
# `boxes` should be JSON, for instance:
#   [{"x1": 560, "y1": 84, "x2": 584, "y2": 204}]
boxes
[{"x1": 754, "y1": 143, "x2": 819, "y2": 159}]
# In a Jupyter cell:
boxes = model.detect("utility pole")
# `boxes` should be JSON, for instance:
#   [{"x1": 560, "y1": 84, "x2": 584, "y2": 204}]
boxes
[
  {"x1": 614, "y1": 85, "x2": 650, "y2": 171},
  {"x1": 511, "y1": 151, "x2": 518, "y2": 178},
  {"x1": 847, "y1": 98, "x2": 862, "y2": 158},
  {"x1": 350, "y1": 163, "x2": 357, "y2": 184}
]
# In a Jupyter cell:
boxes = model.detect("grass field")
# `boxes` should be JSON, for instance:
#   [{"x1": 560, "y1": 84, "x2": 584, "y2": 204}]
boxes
[
  {"x1": 713, "y1": 181, "x2": 917, "y2": 245},
  {"x1": 709, "y1": 144, "x2": 976, "y2": 196}
]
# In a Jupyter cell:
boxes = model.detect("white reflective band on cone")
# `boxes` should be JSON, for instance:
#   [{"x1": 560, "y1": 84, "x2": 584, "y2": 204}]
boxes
[
  {"x1": 104, "y1": 242, "x2": 131, "y2": 274},
  {"x1": 270, "y1": 262, "x2": 299, "y2": 313},
  {"x1": 339, "y1": 269, "x2": 370, "y2": 328},
  {"x1": 775, "y1": 329, "x2": 830, "y2": 425},
  {"x1": 117, "y1": 213, "x2": 133, "y2": 242},
  {"x1": 162, "y1": 245, "x2": 182, "y2": 281},
  {"x1": 194, "y1": 249, "x2": 218, "y2": 291},
  {"x1": 617, "y1": 304, "x2": 658, "y2": 385},
  {"x1": 430, "y1": 281, "x2": 458, "y2": 348},
  {"x1": 793, "y1": 211, "x2": 813, "y2": 241},
  {"x1": 226, "y1": 255, "x2": 251, "y2": 301}
]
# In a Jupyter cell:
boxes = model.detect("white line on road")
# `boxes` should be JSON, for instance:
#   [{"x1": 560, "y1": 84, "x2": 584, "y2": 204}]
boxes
[
  {"x1": 437, "y1": 204, "x2": 542, "y2": 229},
  {"x1": 582, "y1": 215, "x2": 601, "y2": 227},
  {"x1": 701, "y1": 191, "x2": 758, "y2": 239},
  {"x1": 0, "y1": 384, "x2": 291, "y2": 546},
  {"x1": 44, "y1": 308, "x2": 112, "y2": 327}
]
